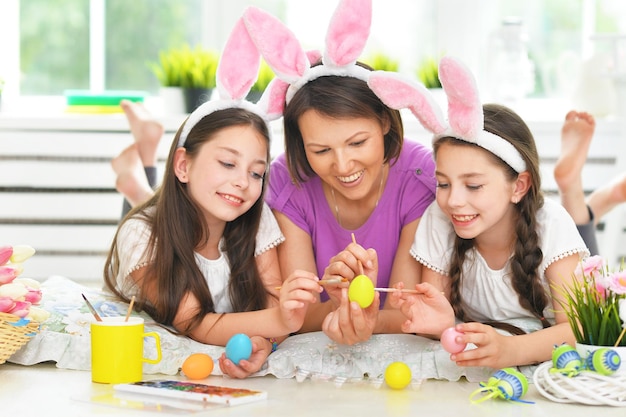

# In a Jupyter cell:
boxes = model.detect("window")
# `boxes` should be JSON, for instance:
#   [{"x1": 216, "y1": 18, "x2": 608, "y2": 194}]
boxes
[{"x1": 1, "y1": 0, "x2": 625, "y2": 103}]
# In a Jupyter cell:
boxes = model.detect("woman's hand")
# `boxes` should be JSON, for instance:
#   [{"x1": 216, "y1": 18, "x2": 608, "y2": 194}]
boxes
[
  {"x1": 217, "y1": 336, "x2": 272, "y2": 378},
  {"x1": 278, "y1": 270, "x2": 322, "y2": 333},
  {"x1": 321, "y1": 287, "x2": 380, "y2": 345},
  {"x1": 322, "y1": 242, "x2": 378, "y2": 307},
  {"x1": 395, "y1": 282, "x2": 455, "y2": 337}
]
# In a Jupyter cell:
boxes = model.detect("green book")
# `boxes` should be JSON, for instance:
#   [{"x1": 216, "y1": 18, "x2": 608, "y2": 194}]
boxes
[{"x1": 64, "y1": 90, "x2": 147, "y2": 106}]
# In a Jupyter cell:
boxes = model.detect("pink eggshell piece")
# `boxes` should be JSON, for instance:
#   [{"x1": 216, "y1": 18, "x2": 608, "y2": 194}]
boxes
[{"x1": 441, "y1": 327, "x2": 467, "y2": 354}]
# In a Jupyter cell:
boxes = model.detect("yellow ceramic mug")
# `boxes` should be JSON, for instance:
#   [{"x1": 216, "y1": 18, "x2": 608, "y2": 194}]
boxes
[{"x1": 90, "y1": 316, "x2": 161, "y2": 384}]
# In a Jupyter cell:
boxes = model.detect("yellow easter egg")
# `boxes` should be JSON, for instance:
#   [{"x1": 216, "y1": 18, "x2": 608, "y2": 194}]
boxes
[
  {"x1": 182, "y1": 353, "x2": 214, "y2": 380},
  {"x1": 348, "y1": 274, "x2": 375, "y2": 308},
  {"x1": 385, "y1": 361, "x2": 412, "y2": 390}
]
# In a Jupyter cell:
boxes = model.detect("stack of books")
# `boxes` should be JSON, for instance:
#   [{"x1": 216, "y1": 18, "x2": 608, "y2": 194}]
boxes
[{"x1": 64, "y1": 90, "x2": 147, "y2": 114}]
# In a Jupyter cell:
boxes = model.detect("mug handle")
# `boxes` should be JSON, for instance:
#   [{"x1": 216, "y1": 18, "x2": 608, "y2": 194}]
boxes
[{"x1": 142, "y1": 331, "x2": 162, "y2": 364}]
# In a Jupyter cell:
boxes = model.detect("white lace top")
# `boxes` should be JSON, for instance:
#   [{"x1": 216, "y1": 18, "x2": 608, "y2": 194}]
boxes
[
  {"x1": 411, "y1": 199, "x2": 589, "y2": 329},
  {"x1": 115, "y1": 202, "x2": 284, "y2": 313}
]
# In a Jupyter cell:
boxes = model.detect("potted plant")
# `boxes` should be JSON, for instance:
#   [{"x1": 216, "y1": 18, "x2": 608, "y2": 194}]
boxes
[
  {"x1": 178, "y1": 45, "x2": 219, "y2": 113},
  {"x1": 416, "y1": 56, "x2": 442, "y2": 89},
  {"x1": 150, "y1": 44, "x2": 219, "y2": 114},
  {"x1": 362, "y1": 52, "x2": 399, "y2": 72},
  {"x1": 246, "y1": 59, "x2": 274, "y2": 103},
  {"x1": 149, "y1": 46, "x2": 186, "y2": 114},
  {"x1": 557, "y1": 255, "x2": 626, "y2": 372}
]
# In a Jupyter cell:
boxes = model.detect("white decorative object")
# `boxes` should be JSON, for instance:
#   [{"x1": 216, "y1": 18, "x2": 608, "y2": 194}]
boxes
[{"x1": 533, "y1": 361, "x2": 626, "y2": 406}]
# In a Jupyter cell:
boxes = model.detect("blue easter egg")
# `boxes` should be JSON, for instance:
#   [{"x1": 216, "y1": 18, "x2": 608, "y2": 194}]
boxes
[
  {"x1": 585, "y1": 348, "x2": 621, "y2": 375},
  {"x1": 225, "y1": 333, "x2": 253, "y2": 364}
]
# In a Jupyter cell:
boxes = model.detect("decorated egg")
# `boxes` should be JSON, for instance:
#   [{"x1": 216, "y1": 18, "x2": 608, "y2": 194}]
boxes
[
  {"x1": 348, "y1": 274, "x2": 375, "y2": 308},
  {"x1": 384, "y1": 361, "x2": 412, "y2": 390},
  {"x1": 440, "y1": 327, "x2": 467, "y2": 354},
  {"x1": 585, "y1": 347, "x2": 621, "y2": 376},
  {"x1": 181, "y1": 353, "x2": 214, "y2": 379},
  {"x1": 493, "y1": 368, "x2": 528, "y2": 400},
  {"x1": 225, "y1": 333, "x2": 253, "y2": 364},
  {"x1": 552, "y1": 343, "x2": 582, "y2": 376}
]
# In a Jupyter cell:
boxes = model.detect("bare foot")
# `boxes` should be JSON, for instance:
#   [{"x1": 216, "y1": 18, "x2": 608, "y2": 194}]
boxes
[
  {"x1": 111, "y1": 144, "x2": 155, "y2": 207},
  {"x1": 120, "y1": 99, "x2": 164, "y2": 167},
  {"x1": 587, "y1": 172, "x2": 626, "y2": 223},
  {"x1": 554, "y1": 110, "x2": 595, "y2": 193}
]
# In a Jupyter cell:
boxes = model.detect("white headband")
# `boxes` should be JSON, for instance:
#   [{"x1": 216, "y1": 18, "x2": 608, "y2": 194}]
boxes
[
  {"x1": 244, "y1": 0, "x2": 394, "y2": 111},
  {"x1": 368, "y1": 57, "x2": 528, "y2": 173},
  {"x1": 177, "y1": 16, "x2": 283, "y2": 148},
  {"x1": 285, "y1": 63, "x2": 372, "y2": 104},
  {"x1": 434, "y1": 130, "x2": 527, "y2": 173}
]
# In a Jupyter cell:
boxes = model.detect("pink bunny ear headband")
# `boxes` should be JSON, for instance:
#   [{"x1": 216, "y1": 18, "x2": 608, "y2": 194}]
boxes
[
  {"x1": 177, "y1": 17, "x2": 285, "y2": 147},
  {"x1": 368, "y1": 56, "x2": 527, "y2": 173},
  {"x1": 242, "y1": 0, "x2": 378, "y2": 108}
]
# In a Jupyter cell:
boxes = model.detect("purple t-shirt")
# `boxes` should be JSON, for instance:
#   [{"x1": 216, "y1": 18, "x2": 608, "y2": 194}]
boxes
[{"x1": 266, "y1": 140, "x2": 436, "y2": 304}]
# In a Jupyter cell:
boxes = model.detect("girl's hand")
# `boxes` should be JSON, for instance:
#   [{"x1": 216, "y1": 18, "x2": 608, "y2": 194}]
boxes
[
  {"x1": 279, "y1": 270, "x2": 322, "y2": 333},
  {"x1": 397, "y1": 282, "x2": 455, "y2": 337},
  {"x1": 322, "y1": 243, "x2": 378, "y2": 306},
  {"x1": 448, "y1": 322, "x2": 517, "y2": 369},
  {"x1": 217, "y1": 336, "x2": 271, "y2": 378},
  {"x1": 321, "y1": 287, "x2": 380, "y2": 345}
]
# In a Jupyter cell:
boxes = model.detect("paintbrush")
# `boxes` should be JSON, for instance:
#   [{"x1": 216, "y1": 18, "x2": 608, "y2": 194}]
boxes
[
  {"x1": 275, "y1": 278, "x2": 348, "y2": 291},
  {"x1": 82, "y1": 293, "x2": 102, "y2": 322},
  {"x1": 124, "y1": 295, "x2": 136, "y2": 322}
]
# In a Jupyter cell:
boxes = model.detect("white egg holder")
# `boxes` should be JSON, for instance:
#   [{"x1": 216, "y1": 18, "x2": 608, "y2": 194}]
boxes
[
  {"x1": 294, "y1": 367, "x2": 424, "y2": 390},
  {"x1": 533, "y1": 361, "x2": 626, "y2": 406}
]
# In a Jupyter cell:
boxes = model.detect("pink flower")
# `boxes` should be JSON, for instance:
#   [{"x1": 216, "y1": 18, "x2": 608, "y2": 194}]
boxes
[
  {"x1": 9, "y1": 300, "x2": 32, "y2": 318},
  {"x1": 0, "y1": 246, "x2": 13, "y2": 266},
  {"x1": 0, "y1": 265, "x2": 20, "y2": 285},
  {"x1": 24, "y1": 288, "x2": 42, "y2": 304},
  {"x1": 608, "y1": 271, "x2": 626, "y2": 295},
  {"x1": 0, "y1": 296, "x2": 15, "y2": 313},
  {"x1": 13, "y1": 278, "x2": 42, "y2": 304},
  {"x1": 577, "y1": 255, "x2": 605, "y2": 279}
]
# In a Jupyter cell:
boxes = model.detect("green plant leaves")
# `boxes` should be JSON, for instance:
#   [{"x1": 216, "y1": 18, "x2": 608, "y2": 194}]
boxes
[{"x1": 149, "y1": 44, "x2": 219, "y2": 89}]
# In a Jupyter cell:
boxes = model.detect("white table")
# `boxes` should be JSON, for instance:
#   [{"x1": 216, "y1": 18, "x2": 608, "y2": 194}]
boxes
[{"x1": 1, "y1": 362, "x2": 624, "y2": 416}]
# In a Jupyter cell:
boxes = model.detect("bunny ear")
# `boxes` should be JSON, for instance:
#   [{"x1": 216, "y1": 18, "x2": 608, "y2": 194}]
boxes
[
  {"x1": 439, "y1": 56, "x2": 483, "y2": 139},
  {"x1": 243, "y1": 6, "x2": 310, "y2": 84},
  {"x1": 216, "y1": 17, "x2": 260, "y2": 101},
  {"x1": 368, "y1": 71, "x2": 448, "y2": 135},
  {"x1": 324, "y1": 0, "x2": 372, "y2": 67},
  {"x1": 256, "y1": 78, "x2": 289, "y2": 121},
  {"x1": 306, "y1": 50, "x2": 323, "y2": 65}
]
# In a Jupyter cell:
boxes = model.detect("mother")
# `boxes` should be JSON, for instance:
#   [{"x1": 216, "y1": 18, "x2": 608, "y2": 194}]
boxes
[{"x1": 244, "y1": 0, "x2": 436, "y2": 344}]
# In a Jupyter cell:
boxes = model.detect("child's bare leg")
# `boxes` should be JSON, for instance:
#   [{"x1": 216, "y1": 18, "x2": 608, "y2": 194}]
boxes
[
  {"x1": 111, "y1": 144, "x2": 154, "y2": 208},
  {"x1": 120, "y1": 99, "x2": 163, "y2": 168},
  {"x1": 554, "y1": 110, "x2": 595, "y2": 224},
  {"x1": 587, "y1": 172, "x2": 626, "y2": 223}
]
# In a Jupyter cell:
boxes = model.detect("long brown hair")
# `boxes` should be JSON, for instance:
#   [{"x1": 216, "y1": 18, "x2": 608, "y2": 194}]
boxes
[
  {"x1": 283, "y1": 62, "x2": 404, "y2": 184},
  {"x1": 435, "y1": 103, "x2": 550, "y2": 331},
  {"x1": 104, "y1": 107, "x2": 271, "y2": 335}
]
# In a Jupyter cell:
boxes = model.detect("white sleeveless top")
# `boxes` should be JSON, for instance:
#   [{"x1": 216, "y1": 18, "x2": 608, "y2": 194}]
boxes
[
  {"x1": 411, "y1": 199, "x2": 589, "y2": 330},
  {"x1": 115, "y1": 203, "x2": 284, "y2": 313}
]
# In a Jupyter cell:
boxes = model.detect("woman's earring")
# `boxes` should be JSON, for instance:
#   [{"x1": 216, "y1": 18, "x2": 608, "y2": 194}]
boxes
[{"x1": 512, "y1": 197, "x2": 519, "y2": 204}]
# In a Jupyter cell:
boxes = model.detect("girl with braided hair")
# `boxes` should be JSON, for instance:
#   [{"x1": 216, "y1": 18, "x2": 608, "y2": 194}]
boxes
[{"x1": 368, "y1": 57, "x2": 590, "y2": 369}]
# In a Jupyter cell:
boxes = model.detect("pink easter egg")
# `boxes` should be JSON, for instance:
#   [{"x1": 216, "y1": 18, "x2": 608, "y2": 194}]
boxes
[{"x1": 441, "y1": 327, "x2": 467, "y2": 354}]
